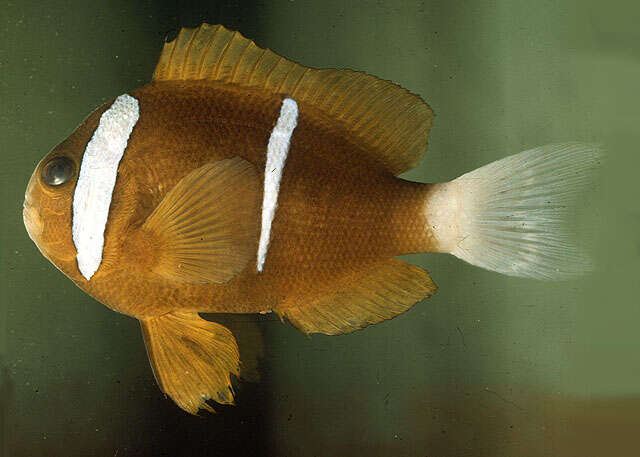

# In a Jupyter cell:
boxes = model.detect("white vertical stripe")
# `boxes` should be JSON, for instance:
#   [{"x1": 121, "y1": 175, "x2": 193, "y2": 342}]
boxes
[
  {"x1": 72, "y1": 94, "x2": 139, "y2": 280},
  {"x1": 257, "y1": 98, "x2": 298, "y2": 272}
]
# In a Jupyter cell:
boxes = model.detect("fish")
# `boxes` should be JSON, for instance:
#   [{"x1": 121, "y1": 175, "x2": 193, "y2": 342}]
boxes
[{"x1": 22, "y1": 24, "x2": 599, "y2": 414}]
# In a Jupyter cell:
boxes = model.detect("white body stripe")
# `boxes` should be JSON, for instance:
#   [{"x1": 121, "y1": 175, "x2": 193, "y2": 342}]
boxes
[
  {"x1": 72, "y1": 94, "x2": 139, "y2": 280},
  {"x1": 256, "y1": 98, "x2": 298, "y2": 272}
]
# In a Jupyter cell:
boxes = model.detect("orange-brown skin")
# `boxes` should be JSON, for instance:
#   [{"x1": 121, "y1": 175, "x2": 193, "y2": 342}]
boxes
[{"x1": 24, "y1": 80, "x2": 437, "y2": 319}]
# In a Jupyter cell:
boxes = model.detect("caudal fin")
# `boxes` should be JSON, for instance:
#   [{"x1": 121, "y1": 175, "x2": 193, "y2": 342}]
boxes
[{"x1": 427, "y1": 143, "x2": 601, "y2": 280}]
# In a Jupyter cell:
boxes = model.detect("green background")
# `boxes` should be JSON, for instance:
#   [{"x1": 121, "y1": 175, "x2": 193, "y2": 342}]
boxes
[{"x1": 1, "y1": 0, "x2": 637, "y2": 455}]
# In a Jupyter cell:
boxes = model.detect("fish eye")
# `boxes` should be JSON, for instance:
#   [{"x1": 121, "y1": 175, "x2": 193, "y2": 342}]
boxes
[{"x1": 41, "y1": 156, "x2": 75, "y2": 187}]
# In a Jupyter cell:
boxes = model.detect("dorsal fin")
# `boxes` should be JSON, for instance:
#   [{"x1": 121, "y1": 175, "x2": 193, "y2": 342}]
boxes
[{"x1": 152, "y1": 24, "x2": 434, "y2": 175}]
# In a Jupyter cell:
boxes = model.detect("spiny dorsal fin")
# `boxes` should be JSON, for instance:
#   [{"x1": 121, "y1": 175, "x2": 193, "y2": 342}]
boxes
[
  {"x1": 142, "y1": 156, "x2": 260, "y2": 284},
  {"x1": 153, "y1": 24, "x2": 434, "y2": 175},
  {"x1": 276, "y1": 258, "x2": 437, "y2": 336},
  {"x1": 140, "y1": 312, "x2": 240, "y2": 414}
]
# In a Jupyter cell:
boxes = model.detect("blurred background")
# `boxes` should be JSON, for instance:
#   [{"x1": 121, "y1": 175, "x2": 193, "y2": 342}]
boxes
[{"x1": 1, "y1": 0, "x2": 638, "y2": 455}]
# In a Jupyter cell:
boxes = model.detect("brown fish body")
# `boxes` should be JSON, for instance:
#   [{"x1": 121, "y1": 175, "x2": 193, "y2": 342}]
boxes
[
  {"x1": 24, "y1": 25, "x2": 596, "y2": 413},
  {"x1": 23, "y1": 25, "x2": 441, "y2": 412},
  {"x1": 64, "y1": 80, "x2": 435, "y2": 318}
]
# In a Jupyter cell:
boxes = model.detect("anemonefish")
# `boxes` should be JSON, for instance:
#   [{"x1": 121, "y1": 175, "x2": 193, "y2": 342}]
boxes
[{"x1": 23, "y1": 24, "x2": 599, "y2": 414}]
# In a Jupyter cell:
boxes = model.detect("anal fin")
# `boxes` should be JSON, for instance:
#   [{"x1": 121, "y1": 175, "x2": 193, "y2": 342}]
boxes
[
  {"x1": 276, "y1": 259, "x2": 437, "y2": 336},
  {"x1": 140, "y1": 311, "x2": 240, "y2": 414}
]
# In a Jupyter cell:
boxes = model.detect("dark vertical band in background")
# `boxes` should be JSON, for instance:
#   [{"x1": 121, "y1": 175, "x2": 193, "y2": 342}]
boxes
[{"x1": 2, "y1": 1, "x2": 273, "y2": 456}]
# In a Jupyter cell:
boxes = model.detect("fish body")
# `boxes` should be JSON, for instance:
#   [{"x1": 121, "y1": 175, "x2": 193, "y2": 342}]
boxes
[
  {"x1": 27, "y1": 80, "x2": 434, "y2": 318},
  {"x1": 23, "y1": 25, "x2": 599, "y2": 413}
]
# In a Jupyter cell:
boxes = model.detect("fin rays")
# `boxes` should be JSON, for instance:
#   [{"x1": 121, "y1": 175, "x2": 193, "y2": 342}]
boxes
[
  {"x1": 447, "y1": 143, "x2": 601, "y2": 279},
  {"x1": 142, "y1": 156, "x2": 260, "y2": 284},
  {"x1": 140, "y1": 312, "x2": 240, "y2": 414},
  {"x1": 277, "y1": 259, "x2": 437, "y2": 335},
  {"x1": 153, "y1": 24, "x2": 434, "y2": 175}
]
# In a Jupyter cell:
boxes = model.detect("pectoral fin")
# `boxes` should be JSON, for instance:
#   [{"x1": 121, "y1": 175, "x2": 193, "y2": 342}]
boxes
[
  {"x1": 276, "y1": 258, "x2": 437, "y2": 335},
  {"x1": 140, "y1": 311, "x2": 240, "y2": 414},
  {"x1": 142, "y1": 157, "x2": 260, "y2": 284}
]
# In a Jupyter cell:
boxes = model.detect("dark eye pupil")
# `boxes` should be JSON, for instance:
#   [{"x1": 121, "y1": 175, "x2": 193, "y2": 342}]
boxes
[{"x1": 42, "y1": 157, "x2": 74, "y2": 186}]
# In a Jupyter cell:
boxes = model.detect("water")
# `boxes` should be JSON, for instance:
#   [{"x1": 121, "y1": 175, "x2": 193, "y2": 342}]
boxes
[{"x1": 1, "y1": 0, "x2": 638, "y2": 455}]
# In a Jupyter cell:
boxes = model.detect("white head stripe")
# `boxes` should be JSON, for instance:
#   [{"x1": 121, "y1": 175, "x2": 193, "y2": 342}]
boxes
[
  {"x1": 72, "y1": 94, "x2": 139, "y2": 280},
  {"x1": 257, "y1": 98, "x2": 298, "y2": 272}
]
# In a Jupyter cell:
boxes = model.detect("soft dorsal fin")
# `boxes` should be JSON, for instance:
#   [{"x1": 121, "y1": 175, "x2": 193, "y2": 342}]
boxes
[
  {"x1": 141, "y1": 156, "x2": 260, "y2": 284},
  {"x1": 153, "y1": 24, "x2": 434, "y2": 175}
]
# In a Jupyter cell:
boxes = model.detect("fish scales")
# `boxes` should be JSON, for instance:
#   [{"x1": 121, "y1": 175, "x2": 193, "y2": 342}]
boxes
[{"x1": 78, "y1": 81, "x2": 435, "y2": 317}]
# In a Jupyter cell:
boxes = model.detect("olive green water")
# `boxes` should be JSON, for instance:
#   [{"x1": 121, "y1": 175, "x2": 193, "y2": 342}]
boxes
[{"x1": 1, "y1": 1, "x2": 638, "y2": 456}]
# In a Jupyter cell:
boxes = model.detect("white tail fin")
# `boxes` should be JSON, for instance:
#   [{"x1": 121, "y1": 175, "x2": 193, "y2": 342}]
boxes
[{"x1": 428, "y1": 143, "x2": 601, "y2": 280}]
